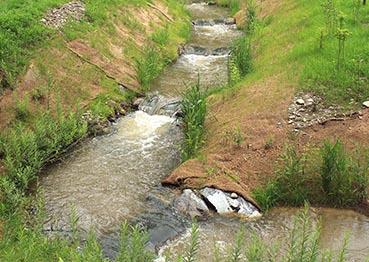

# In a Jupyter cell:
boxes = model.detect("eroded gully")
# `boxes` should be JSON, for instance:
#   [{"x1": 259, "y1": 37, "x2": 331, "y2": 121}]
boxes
[{"x1": 39, "y1": 2, "x2": 369, "y2": 261}]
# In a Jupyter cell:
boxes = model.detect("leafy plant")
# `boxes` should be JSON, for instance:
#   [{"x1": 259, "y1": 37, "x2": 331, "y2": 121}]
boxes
[{"x1": 335, "y1": 13, "x2": 351, "y2": 70}]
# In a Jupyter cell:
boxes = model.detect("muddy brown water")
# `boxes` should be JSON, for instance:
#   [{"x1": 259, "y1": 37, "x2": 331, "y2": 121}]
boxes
[{"x1": 39, "y1": 2, "x2": 369, "y2": 261}]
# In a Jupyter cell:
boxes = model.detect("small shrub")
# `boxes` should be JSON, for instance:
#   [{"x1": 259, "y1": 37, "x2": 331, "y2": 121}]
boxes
[{"x1": 181, "y1": 81, "x2": 207, "y2": 161}]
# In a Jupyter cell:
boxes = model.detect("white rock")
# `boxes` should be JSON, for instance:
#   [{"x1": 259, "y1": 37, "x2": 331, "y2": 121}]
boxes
[
  {"x1": 296, "y1": 99, "x2": 305, "y2": 105},
  {"x1": 363, "y1": 101, "x2": 369, "y2": 108},
  {"x1": 231, "y1": 193, "x2": 238, "y2": 199},
  {"x1": 200, "y1": 188, "x2": 232, "y2": 214}
]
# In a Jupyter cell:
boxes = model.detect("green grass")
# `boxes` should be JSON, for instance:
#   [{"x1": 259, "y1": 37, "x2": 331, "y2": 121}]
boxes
[
  {"x1": 295, "y1": 0, "x2": 369, "y2": 107},
  {"x1": 135, "y1": 46, "x2": 165, "y2": 92},
  {"x1": 181, "y1": 81, "x2": 207, "y2": 161},
  {"x1": 253, "y1": 141, "x2": 369, "y2": 211}
]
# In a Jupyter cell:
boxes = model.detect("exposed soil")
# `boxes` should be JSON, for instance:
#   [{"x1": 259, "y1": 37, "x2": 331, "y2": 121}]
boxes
[{"x1": 164, "y1": 72, "x2": 369, "y2": 211}]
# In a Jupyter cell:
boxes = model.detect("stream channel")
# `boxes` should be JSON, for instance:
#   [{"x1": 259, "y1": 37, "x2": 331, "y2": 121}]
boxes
[{"x1": 39, "y1": 1, "x2": 369, "y2": 261}]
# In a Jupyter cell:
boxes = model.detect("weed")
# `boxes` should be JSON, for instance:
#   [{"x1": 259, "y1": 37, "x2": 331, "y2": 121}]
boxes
[
  {"x1": 14, "y1": 95, "x2": 30, "y2": 121},
  {"x1": 320, "y1": 140, "x2": 369, "y2": 207},
  {"x1": 152, "y1": 27, "x2": 170, "y2": 47},
  {"x1": 177, "y1": 222, "x2": 200, "y2": 262},
  {"x1": 223, "y1": 127, "x2": 244, "y2": 148},
  {"x1": 264, "y1": 136, "x2": 274, "y2": 150},
  {"x1": 230, "y1": 35, "x2": 252, "y2": 79},
  {"x1": 181, "y1": 80, "x2": 207, "y2": 161},
  {"x1": 254, "y1": 141, "x2": 369, "y2": 210},
  {"x1": 135, "y1": 46, "x2": 164, "y2": 92}
]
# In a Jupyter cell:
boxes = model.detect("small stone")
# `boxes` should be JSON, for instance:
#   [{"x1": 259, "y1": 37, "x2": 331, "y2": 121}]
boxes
[
  {"x1": 289, "y1": 115, "x2": 296, "y2": 120},
  {"x1": 296, "y1": 99, "x2": 305, "y2": 105},
  {"x1": 363, "y1": 101, "x2": 369, "y2": 108},
  {"x1": 358, "y1": 111, "x2": 363, "y2": 116},
  {"x1": 288, "y1": 120, "x2": 294, "y2": 125},
  {"x1": 230, "y1": 200, "x2": 240, "y2": 210},
  {"x1": 231, "y1": 193, "x2": 238, "y2": 199}
]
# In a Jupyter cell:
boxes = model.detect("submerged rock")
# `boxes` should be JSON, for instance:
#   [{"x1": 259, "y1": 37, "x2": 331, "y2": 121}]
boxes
[{"x1": 173, "y1": 189, "x2": 209, "y2": 219}]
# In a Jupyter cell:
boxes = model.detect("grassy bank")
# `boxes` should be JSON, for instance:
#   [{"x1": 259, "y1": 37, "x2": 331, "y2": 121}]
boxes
[
  {"x1": 0, "y1": 0, "x2": 190, "y2": 212},
  {"x1": 0, "y1": 0, "x2": 191, "y2": 256}
]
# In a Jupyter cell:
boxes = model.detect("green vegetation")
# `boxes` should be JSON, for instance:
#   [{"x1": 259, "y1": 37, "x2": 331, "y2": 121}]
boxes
[
  {"x1": 215, "y1": 0, "x2": 241, "y2": 15},
  {"x1": 229, "y1": 35, "x2": 252, "y2": 85},
  {"x1": 299, "y1": 0, "x2": 369, "y2": 107},
  {"x1": 181, "y1": 81, "x2": 207, "y2": 161},
  {"x1": 162, "y1": 207, "x2": 353, "y2": 262},
  {"x1": 0, "y1": 208, "x2": 153, "y2": 261},
  {"x1": 135, "y1": 46, "x2": 165, "y2": 92},
  {"x1": 0, "y1": 106, "x2": 87, "y2": 212},
  {"x1": 253, "y1": 141, "x2": 369, "y2": 210}
]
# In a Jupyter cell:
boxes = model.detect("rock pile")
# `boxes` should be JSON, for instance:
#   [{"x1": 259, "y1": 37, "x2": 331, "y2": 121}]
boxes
[
  {"x1": 173, "y1": 188, "x2": 261, "y2": 219},
  {"x1": 288, "y1": 93, "x2": 350, "y2": 129},
  {"x1": 41, "y1": 1, "x2": 85, "y2": 29}
]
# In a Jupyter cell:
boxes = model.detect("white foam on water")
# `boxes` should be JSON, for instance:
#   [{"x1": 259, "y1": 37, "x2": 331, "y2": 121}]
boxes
[
  {"x1": 194, "y1": 24, "x2": 238, "y2": 36},
  {"x1": 118, "y1": 111, "x2": 174, "y2": 140}
]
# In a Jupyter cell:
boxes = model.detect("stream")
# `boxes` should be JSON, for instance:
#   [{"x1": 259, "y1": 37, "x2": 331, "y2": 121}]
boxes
[{"x1": 39, "y1": 1, "x2": 369, "y2": 261}]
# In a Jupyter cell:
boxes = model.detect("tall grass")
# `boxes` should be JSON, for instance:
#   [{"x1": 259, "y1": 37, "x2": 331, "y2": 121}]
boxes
[
  {"x1": 228, "y1": 35, "x2": 252, "y2": 85},
  {"x1": 0, "y1": 108, "x2": 87, "y2": 212},
  {"x1": 253, "y1": 141, "x2": 369, "y2": 210},
  {"x1": 253, "y1": 146, "x2": 309, "y2": 209},
  {"x1": 135, "y1": 46, "x2": 164, "y2": 92},
  {"x1": 181, "y1": 81, "x2": 207, "y2": 161},
  {"x1": 320, "y1": 140, "x2": 369, "y2": 207}
]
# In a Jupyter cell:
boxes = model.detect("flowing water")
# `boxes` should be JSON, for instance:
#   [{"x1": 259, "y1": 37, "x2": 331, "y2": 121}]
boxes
[{"x1": 39, "y1": 2, "x2": 369, "y2": 261}]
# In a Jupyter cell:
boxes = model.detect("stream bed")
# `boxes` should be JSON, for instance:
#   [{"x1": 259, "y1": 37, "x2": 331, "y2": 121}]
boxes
[{"x1": 39, "y1": 1, "x2": 369, "y2": 261}]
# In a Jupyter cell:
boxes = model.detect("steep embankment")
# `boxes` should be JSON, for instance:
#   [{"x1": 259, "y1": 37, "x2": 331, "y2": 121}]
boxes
[
  {"x1": 0, "y1": 0, "x2": 191, "y2": 233},
  {"x1": 0, "y1": 0, "x2": 190, "y2": 129},
  {"x1": 165, "y1": 0, "x2": 369, "y2": 205}
]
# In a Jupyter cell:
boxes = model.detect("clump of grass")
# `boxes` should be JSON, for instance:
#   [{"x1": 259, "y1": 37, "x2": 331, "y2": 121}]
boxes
[
  {"x1": 152, "y1": 27, "x2": 170, "y2": 47},
  {"x1": 135, "y1": 46, "x2": 164, "y2": 92},
  {"x1": 223, "y1": 126, "x2": 244, "y2": 148},
  {"x1": 253, "y1": 141, "x2": 369, "y2": 210},
  {"x1": 181, "y1": 81, "x2": 207, "y2": 161},
  {"x1": 14, "y1": 95, "x2": 30, "y2": 121},
  {"x1": 229, "y1": 35, "x2": 252, "y2": 83},
  {"x1": 320, "y1": 140, "x2": 369, "y2": 207}
]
